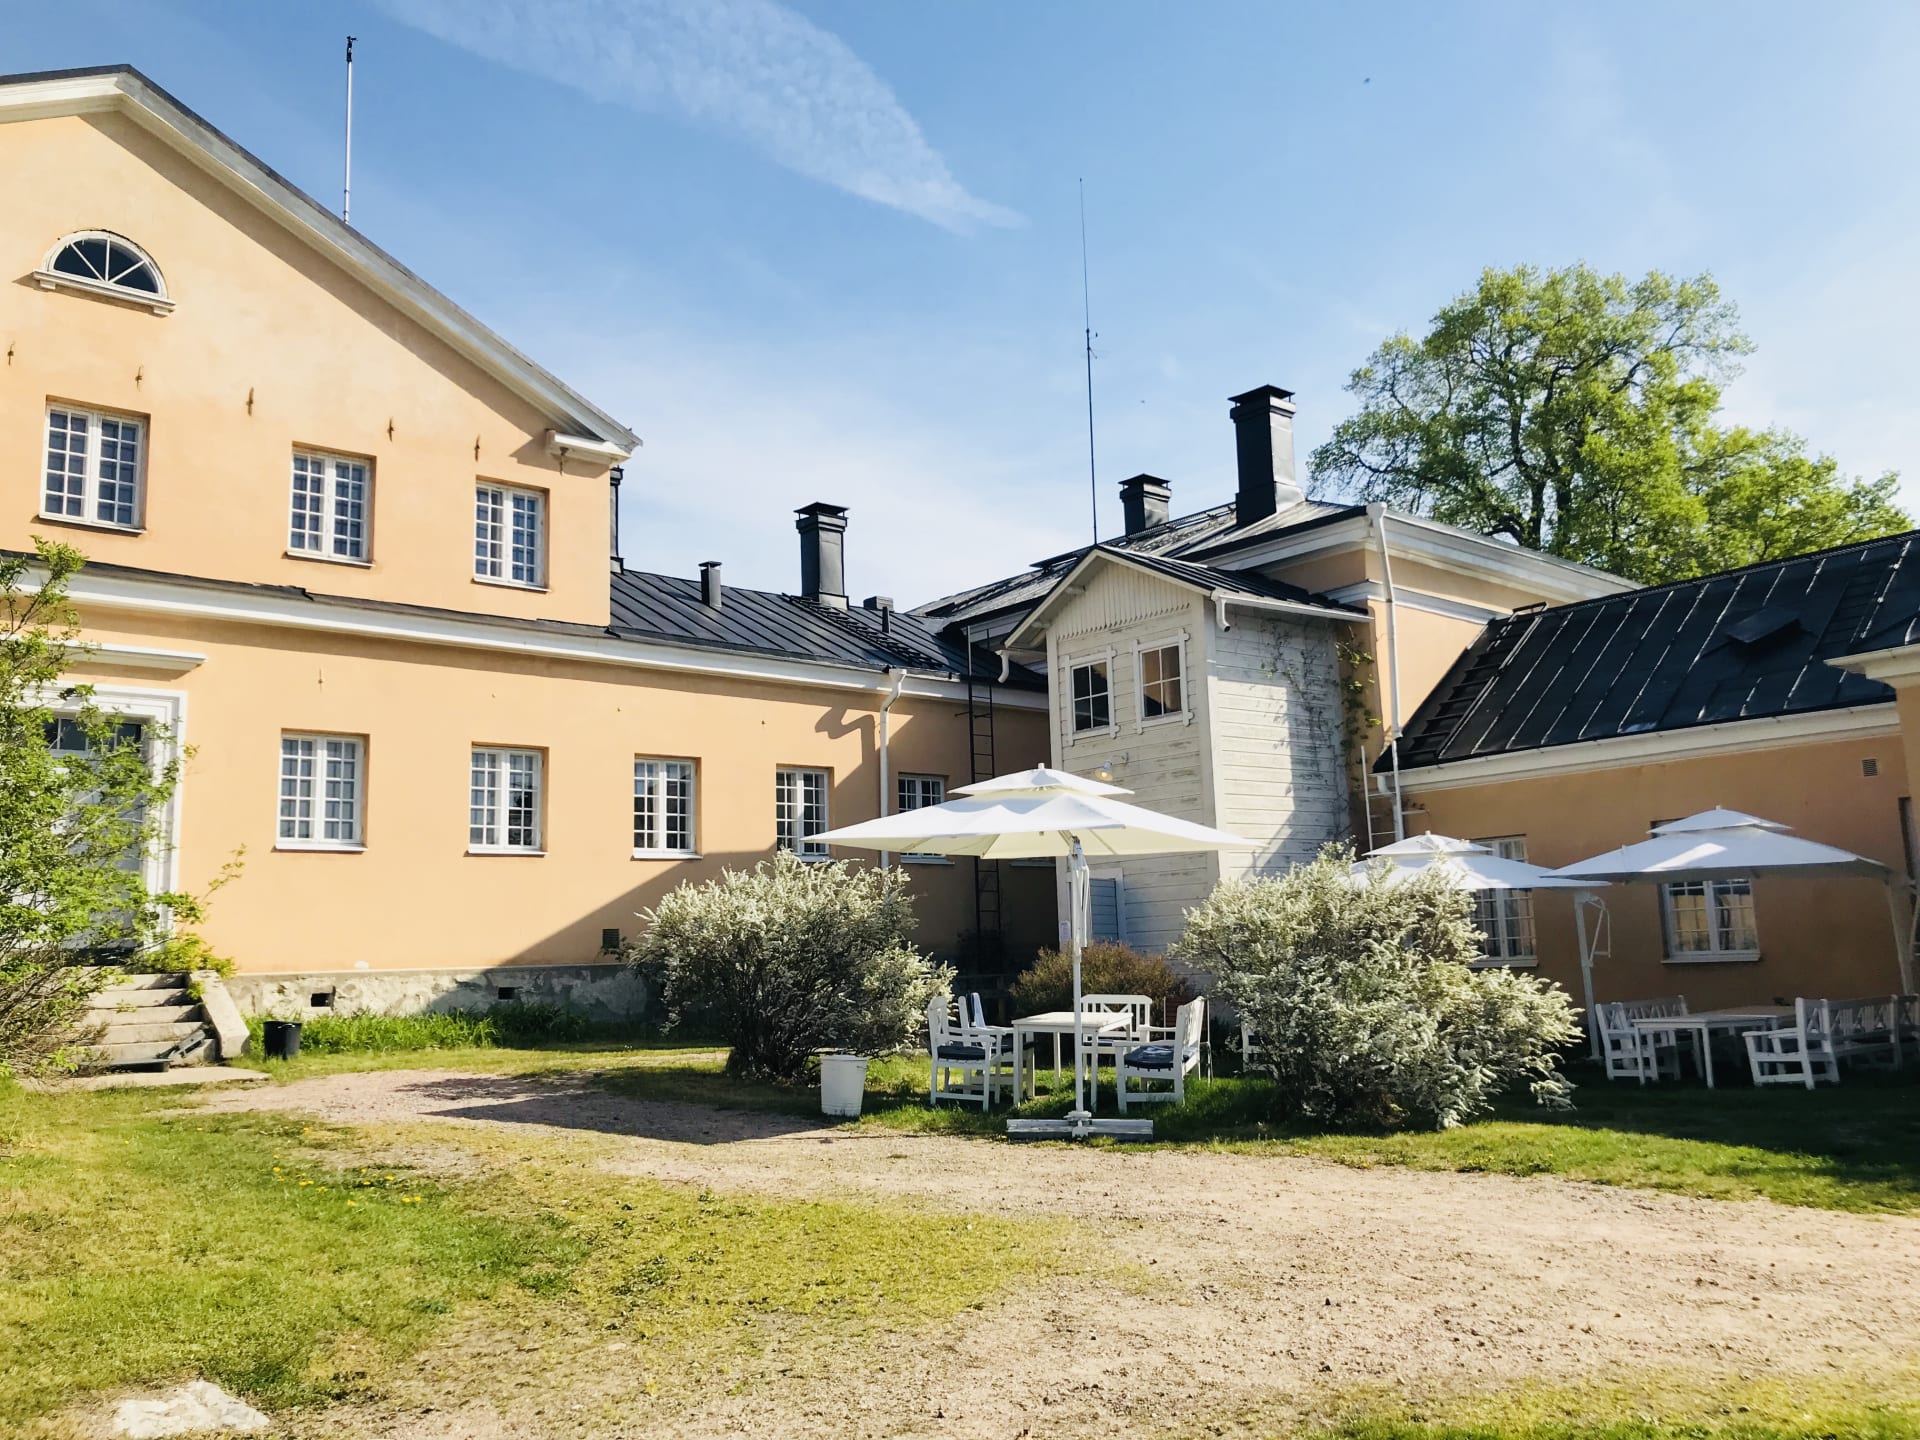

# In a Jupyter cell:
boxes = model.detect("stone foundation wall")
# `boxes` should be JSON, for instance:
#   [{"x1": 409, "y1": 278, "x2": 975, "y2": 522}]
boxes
[{"x1": 223, "y1": 963, "x2": 650, "y2": 1023}]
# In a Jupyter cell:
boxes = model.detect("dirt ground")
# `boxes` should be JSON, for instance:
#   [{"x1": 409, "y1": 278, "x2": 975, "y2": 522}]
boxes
[{"x1": 194, "y1": 1069, "x2": 1920, "y2": 1440}]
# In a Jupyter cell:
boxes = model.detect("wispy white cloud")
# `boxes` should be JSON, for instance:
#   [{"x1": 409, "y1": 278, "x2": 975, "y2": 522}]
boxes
[{"x1": 371, "y1": 0, "x2": 1021, "y2": 232}]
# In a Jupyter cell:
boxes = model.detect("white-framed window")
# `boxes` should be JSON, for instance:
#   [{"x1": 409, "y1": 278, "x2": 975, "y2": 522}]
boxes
[
  {"x1": 289, "y1": 450, "x2": 372, "y2": 562},
  {"x1": 43, "y1": 404, "x2": 145, "y2": 529},
  {"x1": 1136, "y1": 638, "x2": 1187, "y2": 725},
  {"x1": 1069, "y1": 658, "x2": 1112, "y2": 734},
  {"x1": 36, "y1": 231, "x2": 172, "y2": 313},
  {"x1": 634, "y1": 758, "x2": 696, "y2": 856},
  {"x1": 278, "y1": 734, "x2": 365, "y2": 849},
  {"x1": 470, "y1": 747, "x2": 543, "y2": 853},
  {"x1": 1470, "y1": 836, "x2": 1536, "y2": 966},
  {"x1": 475, "y1": 483, "x2": 545, "y2": 588},
  {"x1": 1662, "y1": 877, "x2": 1759, "y2": 960},
  {"x1": 775, "y1": 766, "x2": 830, "y2": 858},
  {"x1": 896, "y1": 774, "x2": 947, "y2": 863}
]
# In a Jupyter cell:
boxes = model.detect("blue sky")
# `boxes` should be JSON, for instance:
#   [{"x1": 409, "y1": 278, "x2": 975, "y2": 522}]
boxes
[{"x1": 11, "y1": 2, "x2": 1920, "y2": 603}]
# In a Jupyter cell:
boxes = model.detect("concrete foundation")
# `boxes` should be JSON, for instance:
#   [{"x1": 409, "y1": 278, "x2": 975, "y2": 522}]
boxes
[{"x1": 223, "y1": 962, "x2": 650, "y2": 1023}]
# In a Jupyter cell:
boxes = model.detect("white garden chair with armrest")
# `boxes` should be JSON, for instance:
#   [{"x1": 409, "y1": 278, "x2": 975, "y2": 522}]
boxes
[
  {"x1": 1595, "y1": 1001, "x2": 1684, "y2": 1083},
  {"x1": 926, "y1": 996, "x2": 1015, "y2": 1111},
  {"x1": 1079, "y1": 992, "x2": 1153, "y2": 1071},
  {"x1": 1747, "y1": 996, "x2": 1903, "y2": 1088},
  {"x1": 1116, "y1": 997, "x2": 1206, "y2": 1112}
]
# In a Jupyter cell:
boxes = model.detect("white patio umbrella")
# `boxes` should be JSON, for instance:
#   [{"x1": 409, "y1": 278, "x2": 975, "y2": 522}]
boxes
[
  {"x1": 1551, "y1": 808, "x2": 1913, "y2": 998},
  {"x1": 812, "y1": 764, "x2": 1253, "y2": 1138},
  {"x1": 1354, "y1": 834, "x2": 1612, "y2": 1050}
]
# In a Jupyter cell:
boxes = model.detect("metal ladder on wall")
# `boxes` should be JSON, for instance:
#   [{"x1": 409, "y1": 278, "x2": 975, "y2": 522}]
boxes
[{"x1": 965, "y1": 657, "x2": 1002, "y2": 943}]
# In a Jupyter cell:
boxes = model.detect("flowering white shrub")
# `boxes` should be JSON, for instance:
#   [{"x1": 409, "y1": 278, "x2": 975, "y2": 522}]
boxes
[
  {"x1": 626, "y1": 852, "x2": 951, "y2": 1082},
  {"x1": 1173, "y1": 845, "x2": 1580, "y2": 1129}
]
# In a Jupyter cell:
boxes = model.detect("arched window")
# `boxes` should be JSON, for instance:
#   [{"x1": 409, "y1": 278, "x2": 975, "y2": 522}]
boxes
[{"x1": 35, "y1": 231, "x2": 173, "y2": 313}]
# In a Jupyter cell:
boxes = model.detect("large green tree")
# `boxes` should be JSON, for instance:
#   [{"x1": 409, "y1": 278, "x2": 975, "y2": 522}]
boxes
[
  {"x1": 0, "y1": 540, "x2": 186, "y2": 1077},
  {"x1": 1309, "y1": 264, "x2": 1909, "y2": 583}
]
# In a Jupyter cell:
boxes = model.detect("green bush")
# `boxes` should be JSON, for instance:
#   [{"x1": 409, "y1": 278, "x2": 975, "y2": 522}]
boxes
[
  {"x1": 247, "y1": 1001, "x2": 595, "y2": 1055},
  {"x1": 1009, "y1": 941, "x2": 1197, "y2": 1023},
  {"x1": 1173, "y1": 844, "x2": 1581, "y2": 1130},
  {"x1": 626, "y1": 851, "x2": 950, "y2": 1082}
]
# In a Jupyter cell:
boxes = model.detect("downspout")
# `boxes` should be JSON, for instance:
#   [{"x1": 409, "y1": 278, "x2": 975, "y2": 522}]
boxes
[
  {"x1": 1367, "y1": 503, "x2": 1406, "y2": 842},
  {"x1": 877, "y1": 668, "x2": 906, "y2": 869}
]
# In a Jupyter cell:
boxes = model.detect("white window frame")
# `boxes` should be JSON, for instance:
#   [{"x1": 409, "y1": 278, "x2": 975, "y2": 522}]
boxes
[
  {"x1": 288, "y1": 450, "x2": 373, "y2": 564},
  {"x1": 474, "y1": 482, "x2": 546, "y2": 590},
  {"x1": 633, "y1": 757, "x2": 698, "y2": 858},
  {"x1": 277, "y1": 733, "x2": 366, "y2": 851},
  {"x1": 1661, "y1": 877, "x2": 1760, "y2": 963},
  {"x1": 895, "y1": 773, "x2": 950, "y2": 864},
  {"x1": 469, "y1": 746, "x2": 544, "y2": 854},
  {"x1": 1133, "y1": 632, "x2": 1190, "y2": 731},
  {"x1": 42, "y1": 403, "x2": 147, "y2": 532},
  {"x1": 775, "y1": 766, "x2": 831, "y2": 859},
  {"x1": 1469, "y1": 835, "x2": 1536, "y2": 967},
  {"x1": 1066, "y1": 649, "x2": 1116, "y2": 738},
  {"x1": 34, "y1": 230, "x2": 174, "y2": 314}
]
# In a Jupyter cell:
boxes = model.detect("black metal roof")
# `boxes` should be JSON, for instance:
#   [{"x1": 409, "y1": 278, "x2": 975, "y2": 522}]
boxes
[
  {"x1": 1392, "y1": 531, "x2": 1920, "y2": 772},
  {"x1": 1099, "y1": 548, "x2": 1367, "y2": 618},
  {"x1": 609, "y1": 569, "x2": 1042, "y2": 686},
  {"x1": 915, "y1": 497, "x2": 1356, "y2": 627}
]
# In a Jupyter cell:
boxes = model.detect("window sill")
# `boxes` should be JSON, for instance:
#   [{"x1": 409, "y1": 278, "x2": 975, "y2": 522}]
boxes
[
  {"x1": 37, "y1": 513, "x2": 144, "y2": 536},
  {"x1": 467, "y1": 847, "x2": 547, "y2": 857},
  {"x1": 1138, "y1": 711, "x2": 1188, "y2": 730},
  {"x1": 1471, "y1": 957, "x2": 1538, "y2": 969},
  {"x1": 632, "y1": 849, "x2": 700, "y2": 861},
  {"x1": 274, "y1": 841, "x2": 366, "y2": 854},
  {"x1": 900, "y1": 854, "x2": 953, "y2": 865},
  {"x1": 286, "y1": 549, "x2": 373, "y2": 568},
  {"x1": 1663, "y1": 951, "x2": 1762, "y2": 965},
  {"x1": 781, "y1": 850, "x2": 834, "y2": 863},
  {"x1": 473, "y1": 575, "x2": 548, "y2": 594},
  {"x1": 33, "y1": 267, "x2": 175, "y2": 314},
  {"x1": 1069, "y1": 724, "x2": 1118, "y2": 741}
]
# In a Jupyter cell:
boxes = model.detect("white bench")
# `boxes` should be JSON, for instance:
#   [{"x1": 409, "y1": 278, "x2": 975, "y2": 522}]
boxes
[{"x1": 1745, "y1": 995, "x2": 1913, "y2": 1089}]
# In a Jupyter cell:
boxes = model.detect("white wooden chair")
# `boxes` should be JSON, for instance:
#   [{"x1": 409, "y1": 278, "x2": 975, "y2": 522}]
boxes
[
  {"x1": 1078, "y1": 992, "x2": 1153, "y2": 1070},
  {"x1": 1747, "y1": 996, "x2": 1903, "y2": 1088},
  {"x1": 1116, "y1": 997, "x2": 1206, "y2": 1111},
  {"x1": 926, "y1": 995, "x2": 1015, "y2": 1111},
  {"x1": 1595, "y1": 1000, "x2": 1686, "y2": 1084}
]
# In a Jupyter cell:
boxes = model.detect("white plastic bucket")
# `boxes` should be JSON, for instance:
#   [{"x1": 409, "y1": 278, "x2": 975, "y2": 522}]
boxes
[{"x1": 819, "y1": 1053, "x2": 869, "y2": 1117}]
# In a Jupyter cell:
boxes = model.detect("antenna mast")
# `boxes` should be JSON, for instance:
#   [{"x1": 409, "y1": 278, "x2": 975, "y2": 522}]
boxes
[
  {"x1": 342, "y1": 36, "x2": 356, "y2": 224},
  {"x1": 1079, "y1": 179, "x2": 1099, "y2": 545}
]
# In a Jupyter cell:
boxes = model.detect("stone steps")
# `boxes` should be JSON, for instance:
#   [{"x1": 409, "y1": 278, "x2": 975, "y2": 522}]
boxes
[{"x1": 81, "y1": 975, "x2": 219, "y2": 1070}]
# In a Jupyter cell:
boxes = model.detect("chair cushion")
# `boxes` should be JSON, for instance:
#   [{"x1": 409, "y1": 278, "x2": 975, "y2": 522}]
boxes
[
  {"x1": 1124, "y1": 1044, "x2": 1176, "y2": 1069},
  {"x1": 936, "y1": 1043, "x2": 986, "y2": 1061}
]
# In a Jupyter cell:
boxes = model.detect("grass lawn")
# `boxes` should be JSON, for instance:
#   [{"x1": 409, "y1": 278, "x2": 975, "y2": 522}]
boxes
[{"x1": 0, "y1": 1080, "x2": 1074, "y2": 1431}]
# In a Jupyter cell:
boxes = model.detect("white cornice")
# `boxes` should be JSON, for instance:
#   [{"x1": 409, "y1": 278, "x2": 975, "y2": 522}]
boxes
[
  {"x1": 58, "y1": 568, "x2": 1046, "y2": 710},
  {"x1": 1397, "y1": 704, "x2": 1898, "y2": 793},
  {"x1": 0, "y1": 69, "x2": 637, "y2": 456},
  {"x1": 59, "y1": 640, "x2": 205, "y2": 675},
  {"x1": 1829, "y1": 644, "x2": 1920, "y2": 685},
  {"x1": 1215, "y1": 514, "x2": 1636, "y2": 606},
  {"x1": 1323, "y1": 581, "x2": 1505, "y2": 626}
]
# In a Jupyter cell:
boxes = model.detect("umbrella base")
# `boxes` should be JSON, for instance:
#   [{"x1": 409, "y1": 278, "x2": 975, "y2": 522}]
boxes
[{"x1": 1005, "y1": 1117, "x2": 1154, "y2": 1142}]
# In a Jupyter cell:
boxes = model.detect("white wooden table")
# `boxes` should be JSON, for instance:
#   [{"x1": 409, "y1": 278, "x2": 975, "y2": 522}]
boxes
[
  {"x1": 1010, "y1": 1011, "x2": 1131, "y2": 1103},
  {"x1": 1629, "y1": 1005, "x2": 1792, "y2": 1088}
]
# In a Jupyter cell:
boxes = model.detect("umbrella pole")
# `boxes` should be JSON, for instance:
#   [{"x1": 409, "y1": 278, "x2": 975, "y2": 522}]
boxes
[
  {"x1": 1886, "y1": 881, "x2": 1916, "y2": 994},
  {"x1": 1068, "y1": 838, "x2": 1091, "y2": 1127},
  {"x1": 1575, "y1": 890, "x2": 1601, "y2": 1059}
]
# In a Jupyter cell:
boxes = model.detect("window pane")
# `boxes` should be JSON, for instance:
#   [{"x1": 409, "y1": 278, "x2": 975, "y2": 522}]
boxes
[
  {"x1": 289, "y1": 454, "x2": 325, "y2": 551},
  {"x1": 475, "y1": 487, "x2": 504, "y2": 578},
  {"x1": 777, "y1": 768, "x2": 828, "y2": 855},
  {"x1": 321, "y1": 739, "x2": 360, "y2": 843},
  {"x1": 1141, "y1": 644, "x2": 1183, "y2": 718},
  {"x1": 332, "y1": 461, "x2": 368, "y2": 560},
  {"x1": 1666, "y1": 881, "x2": 1711, "y2": 952},
  {"x1": 1071, "y1": 662, "x2": 1110, "y2": 731},
  {"x1": 44, "y1": 409, "x2": 89, "y2": 517},
  {"x1": 470, "y1": 749, "x2": 499, "y2": 847},
  {"x1": 279, "y1": 736, "x2": 315, "y2": 841},
  {"x1": 505, "y1": 752, "x2": 540, "y2": 849},
  {"x1": 94, "y1": 417, "x2": 140, "y2": 527},
  {"x1": 1713, "y1": 879, "x2": 1757, "y2": 952},
  {"x1": 509, "y1": 491, "x2": 542, "y2": 585}
]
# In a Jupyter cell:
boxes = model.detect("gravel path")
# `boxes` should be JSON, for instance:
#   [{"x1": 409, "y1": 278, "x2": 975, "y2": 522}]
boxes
[{"x1": 197, "y1": 1069, "x2": 1920, "y2": 1439}]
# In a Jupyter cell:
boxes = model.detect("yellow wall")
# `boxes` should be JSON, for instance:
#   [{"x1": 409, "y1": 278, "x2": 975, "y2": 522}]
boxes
[
  {"x1": 1404, "y1": 731, "x2": 1911, "y2": 1008},
  {"x1": 0, "y1": 111, "x2": 613, "y2": 626},
  {"x1": 71, "y1": 605, "x2": 1055, "y2": 974}
]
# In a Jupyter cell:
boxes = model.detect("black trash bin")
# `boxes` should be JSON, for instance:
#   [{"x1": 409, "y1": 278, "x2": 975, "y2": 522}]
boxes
[{"x1": 261, "y1": 1019, "x2": 303, "y2": 1061}]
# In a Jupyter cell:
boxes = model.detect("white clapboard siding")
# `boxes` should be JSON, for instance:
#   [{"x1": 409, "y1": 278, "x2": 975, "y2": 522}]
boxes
[
  {"x1": 1047, "y1": 566, "x2": 1217, "y2": 953},
  {"x1": 1206, "y1": 610, "x2": 1350, "y2": 884}
]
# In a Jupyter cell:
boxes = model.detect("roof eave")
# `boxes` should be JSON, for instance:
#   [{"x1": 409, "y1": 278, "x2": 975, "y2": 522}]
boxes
[{"x1": 0, "y1": 67, "x2": 638, "y2": 455}]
